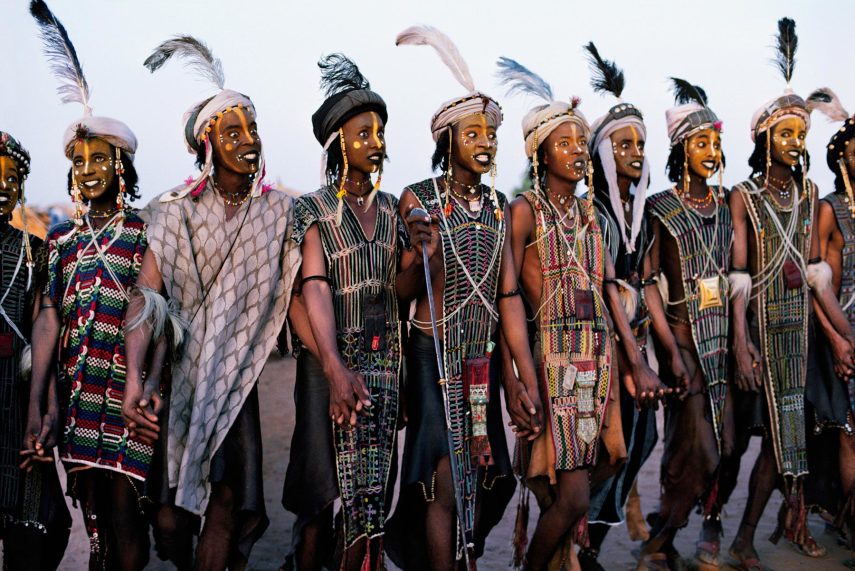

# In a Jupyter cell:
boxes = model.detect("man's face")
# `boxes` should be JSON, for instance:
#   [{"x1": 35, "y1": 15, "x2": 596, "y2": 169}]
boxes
[
  {"x1": 0, "y1": 156, "x2": 22, "y2": 216},
  {"x1": 71, "y1": 137, "x2": 117, "y2": 202},
  {"x1": 542, "y1": 121, "x2": 588, "y2": 185},
  {"x1": 770, "y1": 117, "x2": 807, "y2": 168},
  {"x1": 211, "y1": 107, "x2": 261, "y2": 176},
  {"x1": 685, "y1": 128, "x2": 722, "y2": 180},
  {"x1": 341, "y1": 111, "x2": 385, "y2": 175},
  {"x1": 450, "y1": 113, "x2": 497, "y2": 176},
  {"x1": 610, "y1": 125, "x2": 645, "y2": 180}
]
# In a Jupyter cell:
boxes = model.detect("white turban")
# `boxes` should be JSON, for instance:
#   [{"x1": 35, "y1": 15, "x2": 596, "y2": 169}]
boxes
[
  {"x1": 750, "y1": 91, "x2": 810, "y2": 141},
  {"x1": 665, "y1": 103, "x2": 720, "y2": 146},
  {"x1": 522, "y1": 101, "x2": 589, "y2": 158},
  {"x1": 430, "y1": 91, "x2": 502, "y2": 141},
  {"x1": 62, "y1": 116, "x2": 138, "y2": 160}
]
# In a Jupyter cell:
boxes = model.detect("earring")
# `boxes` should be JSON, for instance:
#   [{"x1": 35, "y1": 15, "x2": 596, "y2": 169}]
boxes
[
  {"x1": 586, "y1": 158, "x2": 595, "y2": 215},
  {"x1": 115, "y1": 147, "x2": 126, "y2": 213},
  {"x1": 682, "y1": 140, "x2": 690, "y2": 194},
  {"x1": 765, "y1": 128, "x2": 772, "y2": 187},
  {"x1": 490, "y1": 160, "x2": 502, "y2": 222},
  {"x1": 531, "y1": 131, "x2": 541, "y2": 196},
  {"x1": 717, "y1": 162, "x2": 725, "y2": 202},
  {"x1": 335, "y1": 129, "x2": 348, "y2": 226},
  {"x1": 444, "y1": 126, "x2": 453, "y2": 217},
  {"x1": 71, "y1": 173, "x2": 84, "y2": 226}
]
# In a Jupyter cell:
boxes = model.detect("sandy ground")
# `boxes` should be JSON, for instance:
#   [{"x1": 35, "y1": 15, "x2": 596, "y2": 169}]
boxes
[{"x1": 41, "y1": 353, "x2": 855, "y2": 569}]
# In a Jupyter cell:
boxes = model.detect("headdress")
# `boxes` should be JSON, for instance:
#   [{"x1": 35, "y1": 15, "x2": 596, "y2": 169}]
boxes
[
  {"x1": 496, "y1": 57, "x2": 590, "y2": 197},
  {"x1": 749, "y1": 18, "x2": 811, "y2": 141},
  {"x1": 395, "y1": 26, "x2": 502, "y2": 141},
  {"x1": 396, "y1": 25, "x2": 504, "y2": 221},
  {"x1": 143, "y1": 36, "x2": 263, "y2": 202},
  {"x1": 0, "y1": 132, "x2": 34, "y2": 285},
  {"x1": 584, "y1": 42, "x2": 649, "y2": 253},
  {"x1": 808, "y1": 88, "x2": 855, "y2": 218},
  {"x1": 30, "y1": 0, "x2": 136, "y2": 224},
  {"x1": 665, "y1": 78, "x2": 724, "y2": 198},
  {"x1": 312, "y1": 53, "x2": 387, "y2": 224}
]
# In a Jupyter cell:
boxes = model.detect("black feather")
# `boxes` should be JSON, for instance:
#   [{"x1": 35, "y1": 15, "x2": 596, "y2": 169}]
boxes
[
  {"x1": 29, "y1": 0, "x2": 90, "y2": 108},
  {"x1": 773, "y1": 17, "x2": 798, "y2": 84},
  {"x1": 807, "y1": 88, "x2": 831, "y2": 104},
  {"x1": 583, "y1": 42, "x2": 624, "y2": 99},
  {"x1": 669, "y1": 77, "x2": 708, "y2": 106},
  {"x1": 318, "y1": 54, "x2": 370, "y2": 98}
]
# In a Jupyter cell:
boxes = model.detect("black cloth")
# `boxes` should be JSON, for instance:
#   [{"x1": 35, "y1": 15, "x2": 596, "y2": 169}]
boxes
[
  {"x1": 385, "y1": 327, "x2": 515, "y2": 569},
  {"x1": 312, "y1": 89, "x2": 387, "y2": 145},
  {"x1": 149, "y1": 385, "x2": 268, "y2": 564}
]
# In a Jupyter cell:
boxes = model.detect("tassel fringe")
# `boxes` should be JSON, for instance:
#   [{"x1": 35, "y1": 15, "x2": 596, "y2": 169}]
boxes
[{"x1": 806, "y1": 260, "x2": 833, "y2": 292}]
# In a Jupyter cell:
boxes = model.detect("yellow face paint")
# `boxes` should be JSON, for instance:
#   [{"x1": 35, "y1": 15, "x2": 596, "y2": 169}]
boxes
[{"x1": 371, "y1": 112, "x2": 382, "y2": 149}]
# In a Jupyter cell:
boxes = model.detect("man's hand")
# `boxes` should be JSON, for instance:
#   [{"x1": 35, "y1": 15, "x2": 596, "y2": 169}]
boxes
[
  {"x1": 668, "y1": 353, "x2": 693, "y2": 399},
  {"x1": 504, "y1": 379, "x2": 543, "y2": 441},
  {"x1": 626, "y1": 360, "x2": 668, "y2": 409},
  {"x1": 734, "y1": 341, "x2": 762, "y2": 392},
  {"x1": 405, "y1": 208, "x2": 439, "y2": 261},
  {"x1": 831, "y1": 334, "x2": 855, "y2": 379},
  {"x1": 327, "y1": 364, "x2": 371, "y2": 427},
  {"x1": 19, "y1": 408, "x2": 58, "y2": 472},
  {"x1": 122, "y1": 376, "x2": 162, "y2": 444}
]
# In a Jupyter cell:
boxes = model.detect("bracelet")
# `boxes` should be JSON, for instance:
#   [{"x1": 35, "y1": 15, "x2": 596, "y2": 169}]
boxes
[
  {"x1": 301, "y1": 275, "x2": 332, "y2": 287},
  {"x1": 729, "y1": 267, "x2": 749, "y2": 273},
  {"x1": 496, "y1": 288, "x2": 521, "y2": 300},
  {"x1": 640, "y1": 274, "x2": 659, "y2": 286},
  {"x1": 807, "y1": 257, "x2": 821, "y2": 265}
]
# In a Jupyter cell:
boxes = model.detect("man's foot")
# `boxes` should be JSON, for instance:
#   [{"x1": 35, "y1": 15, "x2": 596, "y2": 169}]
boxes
[
  {"x1": 626, "y1": 485, "x2": 650, "y2": 542},
  {"x1": 662, "y1": 543, "x2": 687, "y2": 571},
  {"x1": 577, "y1": 548, "x2": 605, "y2": 571},
  {"x1": 788, "y1": 532, "x2": 827, "y2": 558},
  {"x1": 729, "y1": 538, "x2": 764, "y2": 571},
  {"x1": 696, "y1": 515, "x2": 722, "y2": 566}
]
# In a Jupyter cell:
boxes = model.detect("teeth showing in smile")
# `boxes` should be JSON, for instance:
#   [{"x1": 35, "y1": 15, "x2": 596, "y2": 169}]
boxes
[
  {"x1": 573, "y1": 159, "x2": 586, "y2": 169},
  {"x1": 368, "y1": 153, "x2": 383, "y2": 163},
  {"x1": 241, "y1": 152, "x2": 259, "y2": 161},
  {"x1": 701, "y1": 161, "x2": 716, "y2": 169},
  {"x1": 0, "y1": 197, "x2": 9, "y2": 204},
  {"x1": 787, "y1": 150, "x2": 800, "y2": 158},
  {"x1": 84, "y1": 180, "x2": 100, "y2": 188},
  {"x1": 630, "y1": 161, "x2": 643, "y2": 169},
  {"x1": 473, "y1": 153, "x2": 491, "y2": 165}
]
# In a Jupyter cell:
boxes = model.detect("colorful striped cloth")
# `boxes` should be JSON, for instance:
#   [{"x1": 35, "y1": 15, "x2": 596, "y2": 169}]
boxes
[{"x1": 46, "y1": 213, "x2": 151, "y2": 480}]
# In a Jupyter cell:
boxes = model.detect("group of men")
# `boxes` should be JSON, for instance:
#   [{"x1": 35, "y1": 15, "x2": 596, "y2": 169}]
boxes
[{"x1": 1, "y1": 5, "x2": 854, "y2": 571}]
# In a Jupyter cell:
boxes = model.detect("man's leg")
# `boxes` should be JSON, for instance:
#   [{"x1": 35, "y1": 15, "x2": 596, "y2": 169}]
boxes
[
  {"x1": 107, "y1": 475, "x2": 150, "y2": 571},
  {"x1": 153, "y1": 503, "x2": 195, "y2": 570},
  {"x1": 729, "y1": 436, "x2": 778, "y2": 565},
  {"x1": 841, "y1": 428, "x2": 855, "y2": 559},
  {"x1": 196, "y1": 482, "x2": 236, "y2": 571},
  {"x1": 526, "y1": 469, "x2": 590, "y2": 571},
  {"x1": 425, "y1": 456, "x2": 457, "y2": 571},
  {"x1": 294, "y1": 505, "x2": 334, "y2": 571}
]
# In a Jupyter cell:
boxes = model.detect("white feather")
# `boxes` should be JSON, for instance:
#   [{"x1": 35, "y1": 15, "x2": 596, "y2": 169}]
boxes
[
  {"x1": 807, "y1": 88, "x2": 850, "y2": 122},
  {"x1": 396, "y1": 26, "x2": 475, "y2": 92},
  {"x1": 806, "y1": 260, "x2": 833, "y2": 292}
]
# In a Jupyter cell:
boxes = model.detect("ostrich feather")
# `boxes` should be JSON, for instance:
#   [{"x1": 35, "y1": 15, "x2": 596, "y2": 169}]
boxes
[
  {"x1": 496, "y1": 57, "x2": 553, "y2": 103},
  {"x1": 670, "y1": 77, "x2": 708, "y2": 106},
  {"x1": 806, "y1": 88, "x2": 849, "y2": 122},
  {"x1": 773, "y1": 17, "x2": 798, "y2": 84},
  {"x1": 318, "y1": 53, "x2": 370, "y2": 97},
  {"x1": 396, "y1": 25, "x2": 475, "y2": 92},
  {"x1": 143, "y1": 35, "x2": 225, "y2": 90},
  {"x1": 583, "y1": 42, "x2": 624, "y2": 99},
  {"x1": 29, "y1": 0, "x2": 91, "y2": 114}
]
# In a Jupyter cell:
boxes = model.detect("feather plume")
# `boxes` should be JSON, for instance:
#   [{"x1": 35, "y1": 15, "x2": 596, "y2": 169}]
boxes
[
  {"x1": 583, "y1": 42, "x2": 624, "y2": 99},
  {"x1": 29, "y1": 0, "x2": 91, "y2": 114},
  {"x1": 773, "y1": 17, "x2": 798, "y2": 84},
  {"x1": 396, "y1": 26, "x2": 475, "y2": 92},
  {"x1": 495, "y1": 57, "x2": 553, "y2": 103},
  {"x1": 806, "y1": 88, "x2": 849, "y2": 122},
  {"x1": 669, "y1": 77, "x2": 708, "y2": 106},
  {"x1": 143, "y1": 35, "x2": 225, "y2": 90},
  {"x1": 318, "y1": 53, "x2": 370, "y2": 98}
]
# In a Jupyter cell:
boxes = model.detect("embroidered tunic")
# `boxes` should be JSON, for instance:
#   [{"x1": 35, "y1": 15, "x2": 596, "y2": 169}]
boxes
[
  {"x1": 647, "y1": 189, "x2": 731, "y2": 447},
  {"x1": 291, "y1": 187, "x2": 402, "y2": 547},
  {"x1": 825, "y1": 192, "x2": 855, "y2": 415},
  {"x1": 523, "y1": 191, "x2": 610, "y2": 471},
  {"x1": 409, "y1": 177, "x2": 505, "y2": 545},
  {"x1": 47, "y1": 214, "x2": 151, "y2": 480},
  {"x1": 737, "y1": 178, "x2": 815, "y2": 477}
]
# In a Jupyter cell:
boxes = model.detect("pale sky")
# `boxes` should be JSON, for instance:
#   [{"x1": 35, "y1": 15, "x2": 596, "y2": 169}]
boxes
[{"x1": 5, "y1": 0, "x2": 853, "y2": 207}]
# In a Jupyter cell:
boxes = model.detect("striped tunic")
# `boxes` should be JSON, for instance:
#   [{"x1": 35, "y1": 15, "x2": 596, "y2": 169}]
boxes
[
  {"x1": 292, "y1": 187, "x2": 402, "y2": 547},
  {"x1": 523, "y1": 191, "x2": 610, "y2": 471},
  {"x1": 47, "y1": 214, "x2": 151, "y2": 480},
  {"x1": 647, "y1": 189, "x2": 731, "y2": 448},
  {"x1": 825, "y1": 192, "x2": 855, "y2": 415}
]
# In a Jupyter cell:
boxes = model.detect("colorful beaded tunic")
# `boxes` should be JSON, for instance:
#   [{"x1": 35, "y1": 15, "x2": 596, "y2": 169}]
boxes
[
  {"x1": 825, "y1": 192, "x2": 855, "y2": 415},
  {"x1": 523, "y1": 191, "x2": 610, "y2": 471},
  {"x1": 408, "y1": 177, "x2": 505, "y2": 545},
  {"x1": 0, "y1": 226, "x2": 48, "y2": 528},
  {"x1": 292, "y1": 186, "x2": 402, "y2": 548},
  {"x1": 46, "y1": 213, "x2": 151, "y2": 480},
  {"x1": 647, "y1": 189, "x2": 731, "y2": 449},
  {"x1": 737, "y1": 178, "x2": 815, "y2": 477}
]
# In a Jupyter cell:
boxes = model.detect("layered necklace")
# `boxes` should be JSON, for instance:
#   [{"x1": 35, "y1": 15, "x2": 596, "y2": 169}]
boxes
[
  {"x1": 214, "y1": 180, "x2": 252, "y2": 207},
  {"x1": 676, "y1": 185, "x2": 715, "y2": 211},
  {"x1": 343, "y1": 177, "x2": 372, "y2": 206}
]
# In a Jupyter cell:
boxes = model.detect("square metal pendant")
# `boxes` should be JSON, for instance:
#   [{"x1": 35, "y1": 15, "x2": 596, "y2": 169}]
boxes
[{"x1": 697, "y1": 276, "x2": 723, "y2": 310}]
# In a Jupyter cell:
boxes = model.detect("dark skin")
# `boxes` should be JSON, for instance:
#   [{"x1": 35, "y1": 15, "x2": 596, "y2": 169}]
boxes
[
  {"x1": 728, "y1": 118, "x2": 855, "y2": 564},
  {"x1": 122, "y1": 109, "x2": 262, "y2": 571},
  {"x1": 815, "y1": 135, "x2": 855, "y2": 559},
  {"x1": 397, "y1": 112, "x2": 543, "y2": 570},
  {"x1": 504, "y1": 123, "x2": 664, "y2": 570},
  {"x1": 287, "y1": 110, "x2": 387, "y2": 571},
  {"x1": 644, "y1": 129, "x2": 722, "y2": 400},
  {"x1": 611, "y1": 124, "x2": 646, "y2": 224}
]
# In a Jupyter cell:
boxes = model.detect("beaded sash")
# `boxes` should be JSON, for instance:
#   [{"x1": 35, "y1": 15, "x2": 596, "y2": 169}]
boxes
[{"x1": 826, "y1": 192, "x2": 855, "y2": 415}]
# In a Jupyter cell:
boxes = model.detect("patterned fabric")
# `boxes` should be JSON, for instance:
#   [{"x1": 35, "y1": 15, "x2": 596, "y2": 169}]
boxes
[
  {"x1": 0, "y1": 225, "x2": 46, "y2": 524},
  {"x1": 144, "y1": 183, "x2": 300, "y2": 515},
  {"x1": 291, "y1": 187, "x2": 402, "y2": 548},
  {"x1": 409, "y1": 177, "x2": 505, "y2": 547},
  {"x1": 825, "y1": 192, "x2": 855, "y2": 414},
  {"x1": 46, "y1": 214, "x2": 151, "y2": 480},
  {"x1": 737, "y1": 178, "x2": 815, "y2": 477},
  {"x1": 647, "y1": 189, "x2": 731, "y2": 447},
  {"x1": 523, "y1": 191, "x2": 610, "y2": 470}
]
